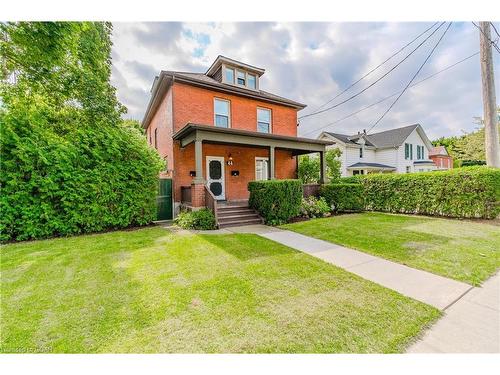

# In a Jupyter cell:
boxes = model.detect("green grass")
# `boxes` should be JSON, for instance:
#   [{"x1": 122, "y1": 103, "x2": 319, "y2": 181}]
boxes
[
  {"x1": 1, "y1": 227, "x2": 439, "y2": 353},
  {"x1": 281, "y1": 212, "x2": 500, "y2": 286}
]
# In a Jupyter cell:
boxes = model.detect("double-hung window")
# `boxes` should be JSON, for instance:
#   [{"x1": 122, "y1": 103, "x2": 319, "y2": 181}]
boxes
[
  {"x1": 214, "y1": 99, "x2": 230, "y2": 128},
  {"x1": 257, "y1": 108, "x2": 271, "y2": 133},
  {"x1": 359, "y1": 147, "x2": 363, "y2": 158},
  {"x1": 237, "y1": 70, "x2": 246, "y2": 86}
]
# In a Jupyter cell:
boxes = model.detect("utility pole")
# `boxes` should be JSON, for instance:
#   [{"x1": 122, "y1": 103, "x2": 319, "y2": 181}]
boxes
[{"x1": 479, "y1": 21, "x2": 500, "y2": 167}]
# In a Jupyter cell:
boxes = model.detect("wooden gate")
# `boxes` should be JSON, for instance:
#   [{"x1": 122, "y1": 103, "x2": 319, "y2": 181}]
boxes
[{"x1": 157, "y1": 178, "x2": 173, "y2": 220}]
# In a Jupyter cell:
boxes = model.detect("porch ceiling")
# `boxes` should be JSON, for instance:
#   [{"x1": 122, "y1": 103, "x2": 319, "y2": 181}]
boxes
[{"x1": 173, "y1": 123, "x2": 333, "y2": 155}]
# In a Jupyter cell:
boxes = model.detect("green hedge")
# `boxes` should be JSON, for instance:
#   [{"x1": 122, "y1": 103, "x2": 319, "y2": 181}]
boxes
[
  {"x1": 360, "y1": 167, "x2": 500, "y2": 218},
  {"x1": 320, "y1": 183, "x2": 364, "y2": 212},
  {"x1": 323, "y1": 167, "x2": 500, "y2": 219},
  {"x1": 248, "y1": 179, "x2": 302, "y2": 225},
  {"x1": 174, "y1": 209, "x2": 216, "y2": 230}
]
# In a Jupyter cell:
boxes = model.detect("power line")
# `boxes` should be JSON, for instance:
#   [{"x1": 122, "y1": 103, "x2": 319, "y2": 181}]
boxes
[
  {"x1": 298, "y1": 22, "x2": 446, "y2": 120},
  {"x1": 366, "y1": 22, "x2": 453, "y2": 134},
  {"x1": 308, "y1": 22, "x2": 440, "y2": 114},
  {"x1": 489, "y1": 22, "x2": 500, "y2": 39},
  {"x1": 301, "y1": 50, "x2": 479, "y2": 137},
  {"x1": 472, "y1": 22, "x2": 500, "y2": 53}
]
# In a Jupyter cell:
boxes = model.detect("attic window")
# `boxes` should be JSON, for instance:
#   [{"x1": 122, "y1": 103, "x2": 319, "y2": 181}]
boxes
[
  {"x1": 237, "y1": 70, "x2": 246, "y2": 86},
  {"x1": 247, "y1": 74, "x2": 256, "y2": 89},
  {"x1": 225, "y1": 67, "x2": 234, "y2": 84}
]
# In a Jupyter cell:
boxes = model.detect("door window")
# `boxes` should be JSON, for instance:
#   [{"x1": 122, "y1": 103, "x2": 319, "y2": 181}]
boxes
[{"x1": 255, "y1": 158, "x2": 269, "y2": 180}]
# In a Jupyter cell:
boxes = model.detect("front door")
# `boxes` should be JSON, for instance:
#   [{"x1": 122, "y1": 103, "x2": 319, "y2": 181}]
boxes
[{"x1": 206, "y1": 156, "x2": 225, "y2": 200}]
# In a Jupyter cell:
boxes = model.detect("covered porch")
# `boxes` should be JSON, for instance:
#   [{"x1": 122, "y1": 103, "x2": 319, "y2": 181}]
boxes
[
  {"x1": 347, "y1": 162, "x2": 396, "y2": 176},
  {"x1": 173, "y1": 123, "x2": 332, "y2": 208}
]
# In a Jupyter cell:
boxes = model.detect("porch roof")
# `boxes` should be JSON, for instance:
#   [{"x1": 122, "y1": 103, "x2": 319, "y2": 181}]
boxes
[
  {"x1": 173, "y1": 123, "x2": 333, "y2": 155},
  {"x1": 347, "y1": 162, "x2": 396, "y2": 170}
]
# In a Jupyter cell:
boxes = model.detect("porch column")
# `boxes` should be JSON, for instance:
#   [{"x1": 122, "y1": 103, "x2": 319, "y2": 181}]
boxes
[
  {"x1": 319, "y1": 150, "x2": 328, "y2": 184},
  {"x1": 193, "y1": 139, "x2": 204, "y2": 183},
  {"x1": 269, "y1": 146, "x2": 275, "y2": 179}
]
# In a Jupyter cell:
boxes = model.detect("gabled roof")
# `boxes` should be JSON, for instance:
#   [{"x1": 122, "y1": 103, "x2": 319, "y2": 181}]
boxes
[
  {"x1": 429, "y1": 146, "x2": 449, "y2": 156},
  {"x1": 322, "y1": 124, "x2": 432, "y2": 149}
]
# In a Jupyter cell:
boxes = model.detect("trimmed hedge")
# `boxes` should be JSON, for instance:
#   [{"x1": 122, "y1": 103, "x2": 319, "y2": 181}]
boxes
[
  {"x1": 248, "y1": 179, "x2": 302, "y2": 225},
  {"x1": 322, "y1": 167, "x2": 500, "y2": 219},
  {"x1": 320, "y1": 183, "x2": 364, "y2": 212},
  {"x1": 360, "y1": 167, "x2": 500, "y2": 218}
]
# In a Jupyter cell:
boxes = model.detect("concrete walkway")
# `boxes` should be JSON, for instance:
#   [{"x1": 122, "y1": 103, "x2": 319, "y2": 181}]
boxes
[
  {"x1": 227, "y1": 225, "x2": 472, "y2": 310},
  {"x1": 408, "y1": 273, "x2": 500, "y2": 353}
]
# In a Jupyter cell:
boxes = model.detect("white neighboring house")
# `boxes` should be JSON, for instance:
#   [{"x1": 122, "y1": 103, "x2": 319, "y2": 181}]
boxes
[{"x1": 318, "y1": 124, "x2": 436, "y2": 176}]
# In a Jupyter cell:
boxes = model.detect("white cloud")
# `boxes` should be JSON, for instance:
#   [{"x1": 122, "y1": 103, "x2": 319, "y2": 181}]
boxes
[{"x1": 110, "y1": 21, "x2": 500, "y2": 140}]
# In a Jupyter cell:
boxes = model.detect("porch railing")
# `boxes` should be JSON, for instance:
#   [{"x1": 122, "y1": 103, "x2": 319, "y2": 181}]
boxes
[
  {"x1": 181, "y1": 186, "x2": 192, "y2": 204},
  {"x1": 204, "y1": 185, "x2": 218, "y2": 226},
  {"x1": 303, "y1": 183, "x2": 321, "y2": 198}
]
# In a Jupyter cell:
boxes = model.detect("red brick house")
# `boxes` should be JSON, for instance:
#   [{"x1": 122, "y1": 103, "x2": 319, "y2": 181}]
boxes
[
  {"x1": 142, "y1": 56, "x2": 331, "y2": 225},
  {"x1": 429, "y1": 146, "x2": 453, "y2": 170}
]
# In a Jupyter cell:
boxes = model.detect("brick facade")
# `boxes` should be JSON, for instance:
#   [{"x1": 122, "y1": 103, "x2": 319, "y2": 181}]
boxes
[{"x1": 145, "y1": 69, "x2": 302, "y2": 211}]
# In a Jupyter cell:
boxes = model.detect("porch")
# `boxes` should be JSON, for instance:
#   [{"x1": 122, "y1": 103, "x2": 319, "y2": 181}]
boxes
[
  {"x1": 173, "y1": 123, "x2": 332, "y2": 227},
  {"x1": 347, "y1": 162, "x2": 396, "y2": 176}
]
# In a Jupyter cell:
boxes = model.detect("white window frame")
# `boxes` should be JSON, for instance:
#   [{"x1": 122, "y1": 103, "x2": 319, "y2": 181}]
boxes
[
  {"x1": 247, "y1": 73, "x2": 257, "y2": 89},
  {"x1": 221, "y1": 64, "x2": 259, "y2": 90},
  {"x1": 236, "y1": 70, "x2": 246, "y2": 86},
  {"x1": 213, "y1": 98, "x2": 231, "y2": 128},
  {"x1": 257, "y1": 107, "x2": 272, "y2": 134},
  {"x1": 224, "y1": 67, "x2": 235, "y2": 84},
  {"x1": 255, "y1": 157, "x2": 269, "y2": 181}
]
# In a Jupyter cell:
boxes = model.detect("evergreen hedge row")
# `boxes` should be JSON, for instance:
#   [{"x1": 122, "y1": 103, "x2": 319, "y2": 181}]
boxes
[
  {"x1": 320, "y1": 183, "x2": 364, "y2": 212},
  {"x1": 324, "y1": 167, "x2": 500, "y2": 219},
  {"x1": 248, "y1": 179, "x2": 303, "y2": 225}
]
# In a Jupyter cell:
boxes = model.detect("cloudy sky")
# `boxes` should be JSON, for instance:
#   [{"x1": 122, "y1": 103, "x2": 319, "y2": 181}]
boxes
[{"x1": 110, "y1": 22, "x2": 500, "y2": 140}]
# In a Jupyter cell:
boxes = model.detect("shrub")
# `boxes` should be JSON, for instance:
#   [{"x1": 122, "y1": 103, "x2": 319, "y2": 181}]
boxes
[
  {"x1": 174, "y1": 209, "x2": 216, "y2": 230},
  {"x1": 300, "y1": 196, "x2": 331, "y2": 218},
  {"x1": 359, "y1": 167, "x2": 500, "y2": 219},
  {"x1": 248, "y1": 179, "x2": 302, "y2": 225},
  {"x1": 320, "y1": 183, "x2": 365, "y2": 212}
]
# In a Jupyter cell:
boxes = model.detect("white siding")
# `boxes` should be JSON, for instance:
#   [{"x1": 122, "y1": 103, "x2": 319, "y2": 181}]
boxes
[
  {"x1": 396, "y1": 128, "x2": 435, "y2": 173},
  {"x1": 374, "y1": 148, "x2": 397, "y2": 167}
]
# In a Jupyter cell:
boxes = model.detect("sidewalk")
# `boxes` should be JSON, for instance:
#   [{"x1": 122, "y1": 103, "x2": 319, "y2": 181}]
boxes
[
  {"x1": 227, "y1": 224, "x2": 472, "y2": 310},
  {"x1": 407, "y1": 273, "x2": 499, "y2": 353}
]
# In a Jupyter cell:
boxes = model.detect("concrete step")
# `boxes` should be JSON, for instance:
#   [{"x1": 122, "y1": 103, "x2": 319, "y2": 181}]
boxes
[
  {"x1": 217, "y1": 208, "x2": 253, "y2": 215},
  {"x1": 218, "y1": 213, "x2": 260, "y2": 221},
  {"x1": 218, "y1": 218, "x2": 263, "y2": 228}
]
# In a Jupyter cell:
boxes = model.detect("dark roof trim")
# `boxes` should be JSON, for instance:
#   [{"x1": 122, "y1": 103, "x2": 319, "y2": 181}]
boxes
[
  {"x1": 413, "y1": 160, "x2": 436, "y2": 165},
  {"x1": 173, "y1": 123, "x2": 333, "y2": 147},
  {"x1": 347, "y1": 162, "x2": 396, "y2": 170}
]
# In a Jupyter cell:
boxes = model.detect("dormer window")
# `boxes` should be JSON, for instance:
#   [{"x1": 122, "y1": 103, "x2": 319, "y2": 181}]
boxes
[
  {"x1": 237, "y1": 70, "x2": 246, "y2": 86},
  {"x1": 224, "y1": 67, "x2": 234, "y2": 84},
  {"x1": 247, "y1": 74, "x2": 256, "y2": 89}
]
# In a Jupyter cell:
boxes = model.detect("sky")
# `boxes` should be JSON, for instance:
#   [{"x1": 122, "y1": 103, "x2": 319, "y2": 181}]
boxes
[{"x1": 110, "y1": 22, "x2": 500, "y2": 140}]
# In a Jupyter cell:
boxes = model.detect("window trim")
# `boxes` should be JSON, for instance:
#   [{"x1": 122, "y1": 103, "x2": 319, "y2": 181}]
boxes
[
  {"x1": 247, "y1": 73, "x2": 256, "y2": 89},
  {"x1": 213, "y1": 98, "x2": 231, "y2": 128},
  {"x1": 236, "y1": 70, "x2": 246, "y2": 86},
  {"x1": 256, "y1": 107, "x2": 272, "y2": 133},
  {"x1": 224, "y1": 66, "x2": 235, "y2": 84}
]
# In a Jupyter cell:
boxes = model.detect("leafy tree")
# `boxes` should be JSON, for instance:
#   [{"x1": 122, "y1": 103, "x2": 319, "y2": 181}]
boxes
[
  {"x1": 298, "y1": 149, "x2": 342, "y2": 183},
  {"x1": 0, "y1": 22, "x2": 163, "y2": 241}
]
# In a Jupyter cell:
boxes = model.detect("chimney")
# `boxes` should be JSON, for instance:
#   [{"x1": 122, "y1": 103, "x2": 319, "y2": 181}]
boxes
[{"x1": 363, "y1": 129, "x2": 367, "y2": 135}]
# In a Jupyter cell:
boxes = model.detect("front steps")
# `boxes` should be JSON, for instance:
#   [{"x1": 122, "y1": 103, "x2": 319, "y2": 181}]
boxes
[{"x1": 216, "y1": 203, "x2": 263, "y2": 228}]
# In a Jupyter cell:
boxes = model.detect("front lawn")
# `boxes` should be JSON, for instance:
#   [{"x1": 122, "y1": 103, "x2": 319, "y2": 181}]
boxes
[
  {"x1": 281, "y1": 212, "x2": 500, "y2": 286},
  {"x1": 1, "y1": 227, "x2": 439, "y2": 353}
]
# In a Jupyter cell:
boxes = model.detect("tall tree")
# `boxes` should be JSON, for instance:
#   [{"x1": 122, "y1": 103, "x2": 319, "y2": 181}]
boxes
[{"x1": 0, "y1": 22, "x2": 163, "y2": 241}]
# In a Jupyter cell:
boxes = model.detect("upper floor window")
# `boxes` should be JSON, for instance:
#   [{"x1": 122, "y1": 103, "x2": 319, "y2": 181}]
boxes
[
  {"x1": 405, "y1": 143, "x2": 413, "y2": 160},
  {"x1": 237, "y1": 70, "x2": 246, "y2": 86},
  {"x1": 154, "y1": 128, "x2": 158, "y2": 149},
  {"x1": 247, "y1": 74, "x2": 256, "y2": 89},
  {"x1": 214, "y1": 98, "x2": 230, "y2": 128},
  {"x1": 359, "y1": 147, "x2": 363, "y2": 158},
  {"x1": 257, "y1": 108, "x2": 271, "y2": 133},
  {"x1": 224, "y1": 67, "x2": 234, "y2": 84},
  {"x1": 417, "y1": 145, "x2": 425, "y2": 160}
]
